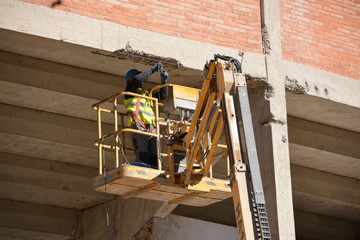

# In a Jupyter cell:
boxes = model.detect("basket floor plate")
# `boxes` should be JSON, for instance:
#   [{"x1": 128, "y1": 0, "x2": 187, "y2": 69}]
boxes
[{"x1": 94, "y1": 165, "x2": 232, "y2": 206}]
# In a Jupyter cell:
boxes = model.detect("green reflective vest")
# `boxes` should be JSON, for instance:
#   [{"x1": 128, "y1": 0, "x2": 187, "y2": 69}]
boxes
[{"x1": 124, "y1": 88, "x2": 156, "y2": 127}]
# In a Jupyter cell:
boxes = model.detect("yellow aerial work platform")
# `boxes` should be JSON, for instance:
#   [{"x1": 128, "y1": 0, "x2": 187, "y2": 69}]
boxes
[
  {"x1": 93, "y1": 57, "x2": 273, "y2": 240},
  {"x1": 93, "y1": 165, "x2": 231, "y2": 206},
  {"x1": 92, "y1": 84, "x2": 232, "y2": 207}
]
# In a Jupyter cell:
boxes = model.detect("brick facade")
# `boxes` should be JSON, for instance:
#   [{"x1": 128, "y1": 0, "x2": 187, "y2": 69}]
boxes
[
  {"x1": 281, "y1": 0, "x2": 360, "y2": 80},
  {"x1": 20, "y1": 0, "x2": 262, "y2": 53},
  {"x1": 18, "y1": 0, "x2": 359, "y2": 79}
]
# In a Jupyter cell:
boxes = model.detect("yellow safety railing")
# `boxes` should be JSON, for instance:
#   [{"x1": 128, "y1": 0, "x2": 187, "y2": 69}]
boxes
[
  {"x1": 92, "y1": 85, "x2": 230, "y2": 182},
  {"x1": 92, "y1": 92, "x2": 160, "y2": 174}
]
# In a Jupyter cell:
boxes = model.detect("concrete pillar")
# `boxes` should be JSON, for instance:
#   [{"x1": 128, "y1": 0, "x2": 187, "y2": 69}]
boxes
[
  {"x1": 79, "y1": 197, "x2": 163, "y2": 240},
  {"x1": 252, "y1": 0, "x2": 296, "y2": 239}
]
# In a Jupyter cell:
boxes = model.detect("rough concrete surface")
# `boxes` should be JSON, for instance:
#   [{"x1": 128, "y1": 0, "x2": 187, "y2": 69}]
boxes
[
  {"x1": 153, "y1": 214, "x2": 238, "y2": 240},
  {"x1": 0, "y1": 0, "x2": 359, "y2": 239}
]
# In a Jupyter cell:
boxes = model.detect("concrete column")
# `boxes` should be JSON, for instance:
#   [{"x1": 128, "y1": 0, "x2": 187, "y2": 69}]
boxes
[
  {"x1": 79, "y1": 197, "x2": 164, "y2": 240},
  {"x1": 254, "y1": 0, "x2": 296, "y2": 239}
]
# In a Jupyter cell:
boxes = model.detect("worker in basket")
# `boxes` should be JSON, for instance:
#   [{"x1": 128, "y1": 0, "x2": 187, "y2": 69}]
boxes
[{"x1": 124, "y1": 62, "x2": 168, "y2": 168}]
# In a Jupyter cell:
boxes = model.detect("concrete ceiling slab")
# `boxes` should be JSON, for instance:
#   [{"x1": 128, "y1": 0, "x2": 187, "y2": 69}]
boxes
[
  {"x1": 0, "y1": 133, "x2": 98, "y2": 168},
  {"x1": 288, "y1": 116, "x2": 360, "y2": 162},
  {"x1": 294, "y1": 210, "x2": 359, "y2": 240},
  {"x1": 0, "y1": 80, "x2": 116, "y2": 123},
  {"x1": 293, "y1": 191, "x2": 360, "y2": 222},
  {"x1": 289, "y1": 143, "x2": 360, "y2": 179},
  {"x1": 287, "y1": 91, "x2": 360, "y2": 133},
  {"x1": 0, "y1": 103, "x2": 115, "y2": 149},
  {"x1": 0, "y1": 227, "x2": 71, "y2": 240},
  {"x1": 0, "y1": 29, "x2": 203, "y2": 88},
  {"x1": 0, "y1": 181, "x2": 104, "y2": 209},
  {"x1": 0, "y1": 152, "x2": 106, "y2": 209},
  {"x1": 0, "y1": 199, "x2": 79, "y2": 237},
  {"x1": 291, "y1": 164, "x2": 360, "y2": 221}
]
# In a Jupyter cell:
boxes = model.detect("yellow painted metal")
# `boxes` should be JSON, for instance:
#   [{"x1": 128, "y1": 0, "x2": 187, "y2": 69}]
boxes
[
  {"x1": 120, "y1": 115, "x2": 126, "y2": 164},
  {"x1": 121, "y1": 128, "x2": 158, "y2": 137},
  {"x1": 94, "y1": 91, "x2": 160, "y2": 174},
  {"x1": 223, "y1": 92, "x2": 243, "y2": 165},
  {"x1": 100, "y1": 108, "x2": 112, "y2": 113},
  {"x1": 231, "y1": 171, "x2": 255, "y2": 240},
  {"x1": 217, "y1": 64, "x2": 258, "y2": 240},
  {"x1": 203, "y1": 105, "x2": 220, "y2": 149},
  {"x1": 227, "y1": 155, "x2": 230, "y2": 173},
  {"x1": 204, "y1": 116, "x2": 224, "y2": 176},
  {"x1": 97, "y1": 107, "x2": 103, "y2": 175},
  {"x1": 172, "y1": 84, "x2": 199, "y2": 102},
  {"x1": 168, "y1": 144, "x2": 175, "y2": 182},
  {"x1": 150, "y1": 84, "x2": 200, "y2": 110},
  {"x1": 92, "y1": 59, "x2": 261, "y2": 240},
  {"x1": 185, "y1": 64, "x2": 214, "y2": 149},
  {"x1": 187, "y1": 177, "x2": 231, "y2": 193},
  {"x1": 93, "y1": 165, "x2": 232, "y2": 207},
  {"x1": 114, "y1": 98, "x2": 119, "y2": 168},
  {"x1": 217, "y1": 144, "x2": 228, "y2": 149},
  {"x1": 149, "y1": 83, "x2": 172, "y2": 107},
  {"x1": 150, "y1": 83, "x2": 172, "y2": 96},
  {"x1": 155, "y1": 97, "x2": 161, "y2": 170},
  {"x1": 122, "y1": 181, "x2": 159, "y2": 199},
  {"x1": 184, "y1": 91, "x2": 217, "y2": 186},
  {"x1": 168, "y1": 191, "x2": 201, "y2": 204}
]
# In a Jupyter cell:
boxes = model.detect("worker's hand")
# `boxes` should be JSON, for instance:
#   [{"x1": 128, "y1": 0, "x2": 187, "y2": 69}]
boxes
[
  {"x1": 161, "y1": 71, "x2": 168, "y2": 84},
  {"x1": 153, "y1": 62, "x2": 163, "y2": 73}
]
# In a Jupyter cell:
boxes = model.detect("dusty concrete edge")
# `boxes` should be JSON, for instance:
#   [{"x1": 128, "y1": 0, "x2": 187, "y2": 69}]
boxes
[
  {"x1": 0, "y1": 0, "x2": 264, "y2": 73},
  {"x1": 282, "y1": 60, "x2": 360, "y2": 108}
]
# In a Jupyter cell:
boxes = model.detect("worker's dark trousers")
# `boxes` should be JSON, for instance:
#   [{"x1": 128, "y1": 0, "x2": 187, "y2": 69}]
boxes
[{"x1": 132, "y1": 122, "x2": 158, "y2": 168}]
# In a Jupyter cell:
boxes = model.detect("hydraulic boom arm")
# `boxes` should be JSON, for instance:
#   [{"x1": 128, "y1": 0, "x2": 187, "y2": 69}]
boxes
[{"x1": 184, "y1": 55, "x2": 271, "y2": 240}]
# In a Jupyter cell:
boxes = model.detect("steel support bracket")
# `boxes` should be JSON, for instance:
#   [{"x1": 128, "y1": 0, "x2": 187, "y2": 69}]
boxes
[{"x1": 235, "y1": 73, "x2": 246, "y2": 87}]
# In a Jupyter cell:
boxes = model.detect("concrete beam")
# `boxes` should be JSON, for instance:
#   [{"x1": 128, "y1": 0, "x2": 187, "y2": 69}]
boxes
[
  {"x1": 291, "y1": 164, "x2": 360, "y2": 221},
  {"x1": 294, "y1": 210, "x2": 359, "y2": 240},
  {"x1": 0, "y1": 50, "x2": 124, "y2": 100},
  {"x1": 0, "y1": 0, "x2": 266, "y2": 75},
  {"x1": 0, "y1": 80, "x2": 117, "y2": 123},
  {"x1": 283, "y1": 61, "x2": 360, "y2": 109},
  {"x1": 287, "y1": 92, "x2": 360, "y2": 133},
  {"x1": 0, "y1": 103, "x2": 135, "y2": 167},
  {"x1": 0, "y1": 50, "x2": 193, "y2": 117},
  {"x1": 288, "y1": 117, "x2": 360, "y2": 160},
  {"x1": 290, "y1": 143, "x2": 360, "y2": 180},
  {"x1": 174, "y1": 197, "x2": 236, "y2": 227},
  {"x1": 0, "y1": 132, "x2": 97, "y2": 168},
  {"x1": 0, "y1": 227, "x2": 72, "y2": 240},
  {"x1": 293, "y1": 191, "x2": 360, "y2": 223},
  {"x1": 258, "y1": 0, "x2": 296, "y2": 238},
  {"x1": 0, "y1": 31, "x2": 205, "y2": 88},
  {"x1": 80, "y1": 197, "x2": 164, "y2": 239},
  {"x1": 0, "y1": 198, "x2": 80, "y2": 238},
  {"x1": 152, "y1": 214, "x2": 238, "y2": 239},
  {"x1": 0, "y1": 103, "x2": 100, "y2": 148},
  {"x1": 0, "y1": 152, "x2": 105, "y2": 209}
]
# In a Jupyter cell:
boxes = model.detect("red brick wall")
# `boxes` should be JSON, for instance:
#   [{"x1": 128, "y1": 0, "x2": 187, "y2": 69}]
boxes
[
  {"x1": 281, "y1": 0, "x2": 360, "y2": 80},
  {"x1": 20, "y1": 0, "x2": 262, "y2": 53}
]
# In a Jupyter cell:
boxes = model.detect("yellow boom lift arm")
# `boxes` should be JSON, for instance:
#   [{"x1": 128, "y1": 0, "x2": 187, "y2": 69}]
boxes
[{"x1": 92, "y1": 55, "x2": 271, "y2": 240}]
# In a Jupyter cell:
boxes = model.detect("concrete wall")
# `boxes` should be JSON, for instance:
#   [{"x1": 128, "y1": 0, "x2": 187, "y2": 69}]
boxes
[{"x1": 153, "y1": 214, "x2": 238, "y2": 240}]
